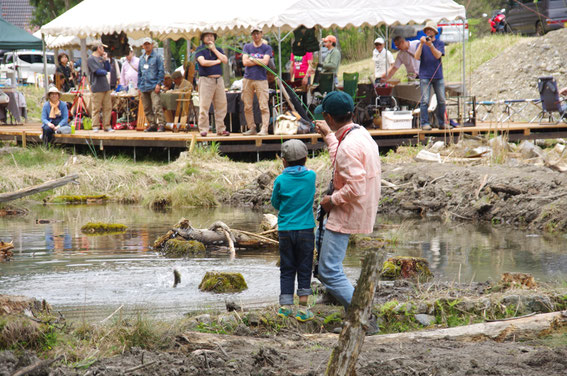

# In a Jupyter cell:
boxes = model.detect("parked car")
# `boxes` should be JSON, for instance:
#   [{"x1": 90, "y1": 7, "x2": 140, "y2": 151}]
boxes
[
  {"x1": 505, "y1": 0, "x2": 567, "y2": 35},
  {"x1": 0, "y1": 50, "x2": 56, "y2": 84}
]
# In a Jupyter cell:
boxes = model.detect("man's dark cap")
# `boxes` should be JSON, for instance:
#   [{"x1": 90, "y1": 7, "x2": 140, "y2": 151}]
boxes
[{"x1": 314, "y1": 91, "x2": 354, "y2": 116}]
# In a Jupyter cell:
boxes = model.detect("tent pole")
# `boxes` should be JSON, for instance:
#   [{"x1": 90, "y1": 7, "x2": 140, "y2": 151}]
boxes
[
  {"x1": 461, "y1": 18, "x2": 466, "y2": 123},
  {"x1": 278, "y1": 27, "x2": 283, "y2": 118},
  {"x1": 42, "y1": 35, "x2": 48, "y2": 95},
  {"x1": 385, "y1": 26, "x2": 389, "y2": 81},
  {"x1": 80, "y1": 38, "x2": 88, "y2": 85}
]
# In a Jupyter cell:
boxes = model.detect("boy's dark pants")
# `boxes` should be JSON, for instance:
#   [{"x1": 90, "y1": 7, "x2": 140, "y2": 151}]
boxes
[{"x1": 278, "y1": 229, "x2": 314, "y2": 305}]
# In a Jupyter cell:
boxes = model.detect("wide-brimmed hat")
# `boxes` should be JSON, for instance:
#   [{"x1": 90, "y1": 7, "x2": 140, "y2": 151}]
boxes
[
  {"x1": 200, "y1": 30, "x2": 217, "y2": 41},
  {"x1": 47, "y1": 86, "x2": 61, "y2": 96},
  {"x1": 281, "y1": 139, "x2": 308, "y2": 162},
  {"x1": 314, "y1": 91, "x2": 354, "y2": 116},
  {"x1": 423, "y1": 21, "x2": 439, "y2": 35}
]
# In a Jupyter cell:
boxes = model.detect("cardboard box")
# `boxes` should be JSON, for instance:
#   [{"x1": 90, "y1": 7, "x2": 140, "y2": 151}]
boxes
[{"x1": 381, "y1": 110, "x2": 413, "y2": 130}]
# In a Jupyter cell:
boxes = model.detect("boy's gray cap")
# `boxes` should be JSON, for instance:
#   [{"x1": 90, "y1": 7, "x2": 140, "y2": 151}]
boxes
[{"x1": 282, "y1": 139, "x2": 308, "y2": 162}]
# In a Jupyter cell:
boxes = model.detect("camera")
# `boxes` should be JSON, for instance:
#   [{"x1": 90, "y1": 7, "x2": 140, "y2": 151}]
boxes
[{"x1": 425, "y1": 37, "x2": 431, "y2": 42}]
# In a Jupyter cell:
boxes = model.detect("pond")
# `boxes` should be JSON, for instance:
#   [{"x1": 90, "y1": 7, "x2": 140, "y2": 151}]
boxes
[{"x1": 1, "y1": 204, "x2": 566, "y2": 320}]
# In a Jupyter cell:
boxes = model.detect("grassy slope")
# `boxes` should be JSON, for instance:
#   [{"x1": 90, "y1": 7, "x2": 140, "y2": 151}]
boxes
[{"x1": 339, "y1": 34, "x2": 525, "y2": 84}]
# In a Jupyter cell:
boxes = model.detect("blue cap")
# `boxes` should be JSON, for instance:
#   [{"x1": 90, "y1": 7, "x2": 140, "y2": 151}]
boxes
[{"x1": 314, "y1": 91, "x2": 354, "y2": 116}]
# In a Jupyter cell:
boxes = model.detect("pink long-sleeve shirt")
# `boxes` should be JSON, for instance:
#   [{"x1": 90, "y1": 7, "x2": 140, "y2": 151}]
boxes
[
  {"x1": 325, "y1": 123, "x2": 381, "y2": 234},
  {"x1": 120, "y1": 56, "x2": 139, "y2": 88}
]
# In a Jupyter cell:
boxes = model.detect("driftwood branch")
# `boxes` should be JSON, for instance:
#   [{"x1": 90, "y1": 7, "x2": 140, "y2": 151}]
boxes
[
  {"x1": 11, "y1": 355, "x2": 63, "y2": 376},
  {"x1": 124, "y1": 360, "x2": 157, "y2": 374},
  {"x1": 0, "y1": 174, "x2": 80, "y2": 203},
  {"x1": 325, "y1": 249, "x2": 382, "y2": 376}
]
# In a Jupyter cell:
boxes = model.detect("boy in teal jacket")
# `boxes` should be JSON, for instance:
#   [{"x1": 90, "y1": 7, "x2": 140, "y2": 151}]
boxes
[{"x1": 271, "y1": 139, "x2": 316, "y2": 322}]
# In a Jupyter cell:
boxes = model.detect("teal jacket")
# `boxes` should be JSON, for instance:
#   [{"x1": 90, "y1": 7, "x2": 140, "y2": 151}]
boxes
[{"x1": 271, "y1": 166, "x2": 316, "y2": 231}]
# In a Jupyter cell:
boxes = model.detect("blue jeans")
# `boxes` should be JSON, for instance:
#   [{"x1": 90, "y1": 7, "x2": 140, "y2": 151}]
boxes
[
  {"x1": 316, "y1": 224, "x2": 353, "y2": 309},
  {"x1": 420, "y1": 78, "x2": 446, "y2": 127},
  {"x1": 278, "y1": 229, "x2": 314, "y2": 305}
]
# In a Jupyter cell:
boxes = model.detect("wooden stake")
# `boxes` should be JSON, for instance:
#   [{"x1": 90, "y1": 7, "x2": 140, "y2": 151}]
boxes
[
  {"x1": 22, "y1": 131, "x2": 26, "y2": 148},
  {"x1": 325, "y1": 249, "x2": 382, "y2": 376},
  {"x1": 0, "y1": 173, "x2": 79, "y2": 203}
]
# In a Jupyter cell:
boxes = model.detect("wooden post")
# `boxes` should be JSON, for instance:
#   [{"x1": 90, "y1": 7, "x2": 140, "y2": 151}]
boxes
[
  {"x1": 164, "y1": 38, "x2": 172, "y2": 74},
  {"x1": 189, "y1": 133, "x2": 196, "y2": 153},
  {"x1": 21, "y1": 131, "x2": 26, "y2": 148},
  {"x1": 80, "y1": 38, "x2": 88, "y2": 85},
  {"x1": 325, "y1": 248, "x2": 383, "y2": 376}
]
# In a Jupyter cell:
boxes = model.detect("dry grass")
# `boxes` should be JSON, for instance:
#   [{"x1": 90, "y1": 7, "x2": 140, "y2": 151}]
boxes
[{"x1": 0, "y1": 145, "x2": 334, "y2": 209}]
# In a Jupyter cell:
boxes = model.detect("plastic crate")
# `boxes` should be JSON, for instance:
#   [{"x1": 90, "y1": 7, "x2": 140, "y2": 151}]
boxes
[{"x1": 381, "y1": 110, "x2": 413, "y2": 130}]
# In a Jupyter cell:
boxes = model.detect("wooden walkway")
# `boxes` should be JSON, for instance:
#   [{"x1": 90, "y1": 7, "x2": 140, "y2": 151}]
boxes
[{"x1": 1, "y1": 121, "x2": 567, "y2": 156}]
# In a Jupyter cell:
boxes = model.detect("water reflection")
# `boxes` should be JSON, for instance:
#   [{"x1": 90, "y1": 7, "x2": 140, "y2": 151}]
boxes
[{"x1": 1, "y1": 206, "x2": 566, "y2": 320}]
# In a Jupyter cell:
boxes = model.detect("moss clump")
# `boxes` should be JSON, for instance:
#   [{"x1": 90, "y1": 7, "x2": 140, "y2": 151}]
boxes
[
  {"x1": 198, "y1": 272, "x2": 248, "y2": 293},
  {"x1": 52, "y1": 194, "x2": 109, "y2": 204},
  {"x1": 380, "y1": 256, "x2": 433, "y2": 281},
  {"x1": 162, "y1": 239, "x2": 206, "y2": 257},
  {"x1": 80, "y1": 222, "x2": 127, "y2": 235}
]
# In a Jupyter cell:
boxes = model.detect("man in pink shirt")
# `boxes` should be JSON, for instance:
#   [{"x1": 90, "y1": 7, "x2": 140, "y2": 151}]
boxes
[
  {"x1": 314, "y1": 91, "x2": 381, "y2": 312},
  {"x1": 120, "y1": 48, "x2": 139, "y2": 89}
]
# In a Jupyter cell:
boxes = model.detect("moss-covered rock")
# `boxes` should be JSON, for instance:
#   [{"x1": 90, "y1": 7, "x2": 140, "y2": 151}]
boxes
[
  {"x1": 380, "y1": 256, "x2": 433, "y2": 281},
  {"x1": 199, "y1": 272, "x2": 248, "y2": 293},
  {"x1": 162, "y1": 239, "x2": 206, "y2": 257},
  {"x1": 52, "y1": 194, "x2": 109, "y2": 204},
  {"x1": 80, "y1": 222, "x2": 127, "y2": 235}
]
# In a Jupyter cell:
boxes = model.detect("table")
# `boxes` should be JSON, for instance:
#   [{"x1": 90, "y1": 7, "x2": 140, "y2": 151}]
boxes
[{"x1": 0, "y1": 88, "x2": 26, "y2": 124}]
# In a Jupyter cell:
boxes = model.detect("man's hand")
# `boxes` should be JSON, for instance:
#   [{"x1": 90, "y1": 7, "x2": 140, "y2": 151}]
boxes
[
  {"x1": 48, "y1": 122, "x2": 55, "y2": 129},
  {"x1": 420, "y1": 36, "x2": 427, "y2": 44},
  {"x1": 315, "y1": 120, "x2": 331, "y2": 137},
  {"x1": 301, "y1": 75, "x2": 309, "y2": 86},
  {"x1": 560, "y1": 87, "x2": 567, "y2": 96},
  {"x1": 321, "y1": 195, "x2": 334, "y2": 213},
  {"x1": 206, "y1": 41, "x2": 216, "y2": 51},
  {"x1": 154, "y1": 84, "x2": 161, "y2": 94}
]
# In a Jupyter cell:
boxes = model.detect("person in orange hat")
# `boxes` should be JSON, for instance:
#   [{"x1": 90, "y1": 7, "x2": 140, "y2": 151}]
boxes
[{"x1": 306, "y1": 34, "x2": 341, "y2": 88}]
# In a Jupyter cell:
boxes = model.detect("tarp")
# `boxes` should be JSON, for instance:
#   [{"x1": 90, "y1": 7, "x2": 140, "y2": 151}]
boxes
[
  {"x1": 0, "y1": 17, "x2": 43, "y2": 50},
  {"x1": 40, "y1": 0, "x2": 466, "y2": 40}
]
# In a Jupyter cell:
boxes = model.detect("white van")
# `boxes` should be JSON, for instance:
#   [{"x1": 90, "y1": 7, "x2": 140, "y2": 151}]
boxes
[
  {"x1": 0, "y1": 50, "x2": 56, "y2": 84},
  {"x1": 438, "y1": 19, "x2": 469, "y2": 44}
]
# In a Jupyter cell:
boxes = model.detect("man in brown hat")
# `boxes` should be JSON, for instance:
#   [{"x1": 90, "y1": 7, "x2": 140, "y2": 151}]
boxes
[
  {"x1": 87, "y1": 42, "x2": 113, "y2": 132},
  {"x1": 415, "y1": 21, "x2": 446, "y2": 130},
  {"x1": 195, "y1": 30, "x2": 229, "y2": 136}
]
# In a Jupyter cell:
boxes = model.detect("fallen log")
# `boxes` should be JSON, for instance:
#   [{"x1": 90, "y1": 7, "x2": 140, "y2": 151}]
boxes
[
  {"x1": 11, "y1": 355, "x2": 63, "y2": 376},
  {"x1": 0, "y1": 174, "x2": 80, "y2": 203},
  {"x1": 155, "y1": 218, "x2": 278, "y2": 251},
  {"x1": 305, "y1": 310, "x2": 567, "y2": 344}
]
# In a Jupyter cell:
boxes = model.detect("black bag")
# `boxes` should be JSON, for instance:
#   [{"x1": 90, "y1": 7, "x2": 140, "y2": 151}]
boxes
[{"x1": 292, "y1": 26, "x2": 320, "y2": 56}]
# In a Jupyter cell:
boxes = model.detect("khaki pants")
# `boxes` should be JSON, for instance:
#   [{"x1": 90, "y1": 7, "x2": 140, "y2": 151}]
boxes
[
  {"x1": 198, "y1": 76, "x2": 228, "y2": 133},
  {"x1": 140, "y1": 90, "x2": 166, "y2": 127},
  {"x1": 91, "y1": 91, "x2": 112, "y2": 129},
  {"x1": 242, "y1": 78, "x2": 269, "y2": 132}
]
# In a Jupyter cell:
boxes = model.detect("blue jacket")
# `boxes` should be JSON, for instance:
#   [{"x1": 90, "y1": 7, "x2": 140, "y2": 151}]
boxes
[
  {"x1": 137, "y1": 50, "x2": 165, "y2": 92},
  {"x1": 41, "y1": 101, "x2": 69, "y2": 127},
  {"x1": 271, "y1": 166, "x2": 316, "y2": 231}
]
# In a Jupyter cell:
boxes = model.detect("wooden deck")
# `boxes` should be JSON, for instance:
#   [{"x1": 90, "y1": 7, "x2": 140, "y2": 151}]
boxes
[{"x1": 1, "y1": 121, "x2": 567, "y2": 156}]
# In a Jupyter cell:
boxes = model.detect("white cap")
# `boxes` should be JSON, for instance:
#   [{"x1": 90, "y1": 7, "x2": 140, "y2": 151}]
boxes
[
  {"x1": 374, "y1": 37, "x2": 385, "y2": 45},
  {"x1": 142, "y1": 37, "x2": 153, "y2": 45}
]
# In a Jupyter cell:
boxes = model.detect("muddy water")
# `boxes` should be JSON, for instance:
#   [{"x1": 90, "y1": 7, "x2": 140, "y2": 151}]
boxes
[{"x1": 1, "y1": 205, "x2": 566, "y2": 320}]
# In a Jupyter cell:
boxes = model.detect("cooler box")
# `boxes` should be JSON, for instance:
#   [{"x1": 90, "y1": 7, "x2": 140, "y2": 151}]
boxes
[{"x1": 381, "y1": 110, "x2": 413, "y2": 130}]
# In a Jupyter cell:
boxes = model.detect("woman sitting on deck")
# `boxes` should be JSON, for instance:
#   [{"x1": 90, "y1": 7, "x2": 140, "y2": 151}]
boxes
[{"x1": 41, "y1": 86, "x2": 70, "y2": 146}]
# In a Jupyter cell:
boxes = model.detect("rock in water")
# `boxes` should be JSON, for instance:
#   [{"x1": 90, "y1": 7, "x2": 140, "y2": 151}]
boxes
[
  {"x1": 173, "y1": 269, "x2": 181, "y2": 288},
  {"x1": 162, "y1": 239, "x2": 206, "y2": 257},
  {"x1": 199, "y1": 272, "x2": 248, "y2": 293},
  {"x1": 380, "y1": 256, "x2": 433, "y2": 281}
]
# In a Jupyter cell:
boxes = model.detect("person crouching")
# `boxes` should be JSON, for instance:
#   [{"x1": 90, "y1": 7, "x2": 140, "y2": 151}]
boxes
[
  {"x1": 41, "y1": 86, "x2": 70, "y2": 146},
  {"x1": 271, "y1": 139, "x2": 317, "y2": 322}
]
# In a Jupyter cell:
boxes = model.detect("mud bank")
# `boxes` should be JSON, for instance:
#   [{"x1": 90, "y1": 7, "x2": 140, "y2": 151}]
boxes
[{"x1": 378, "y1": 162, "x2": 567, "y2": 233}]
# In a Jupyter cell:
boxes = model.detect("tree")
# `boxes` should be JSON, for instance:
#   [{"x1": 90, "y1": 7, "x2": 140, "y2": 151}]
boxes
[{"x1": 30, "y1": 0, "x2": 83, "y2": 27}]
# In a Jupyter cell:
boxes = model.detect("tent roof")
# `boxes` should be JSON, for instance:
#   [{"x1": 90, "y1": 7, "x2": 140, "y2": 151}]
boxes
[
  {"x1": 40, "y1": 0, "x2": 465, "y2": 40},
  {"x1": 0, "y1": 17, "x2": 43, "y2": 50}
]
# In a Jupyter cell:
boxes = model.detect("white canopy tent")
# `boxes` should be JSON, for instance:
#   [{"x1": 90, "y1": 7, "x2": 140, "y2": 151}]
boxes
[
  {"x1": 40, "y1": 0, "x2": 465, "y2": 40},
  {"x1": 40, "y1": 0, "x2": 466, "y2": 114}
]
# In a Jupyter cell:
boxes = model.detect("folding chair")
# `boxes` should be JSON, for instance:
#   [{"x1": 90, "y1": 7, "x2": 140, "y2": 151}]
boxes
[
  {"x1": 316, "y1": 72, "x2": 335, "y2": 94},
  {"x1": 534, "y1": 76, "x2": 567, "y2": 124},
  {"x1": 342, "y1": 72, "x2": 359, "y2": 100}
]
